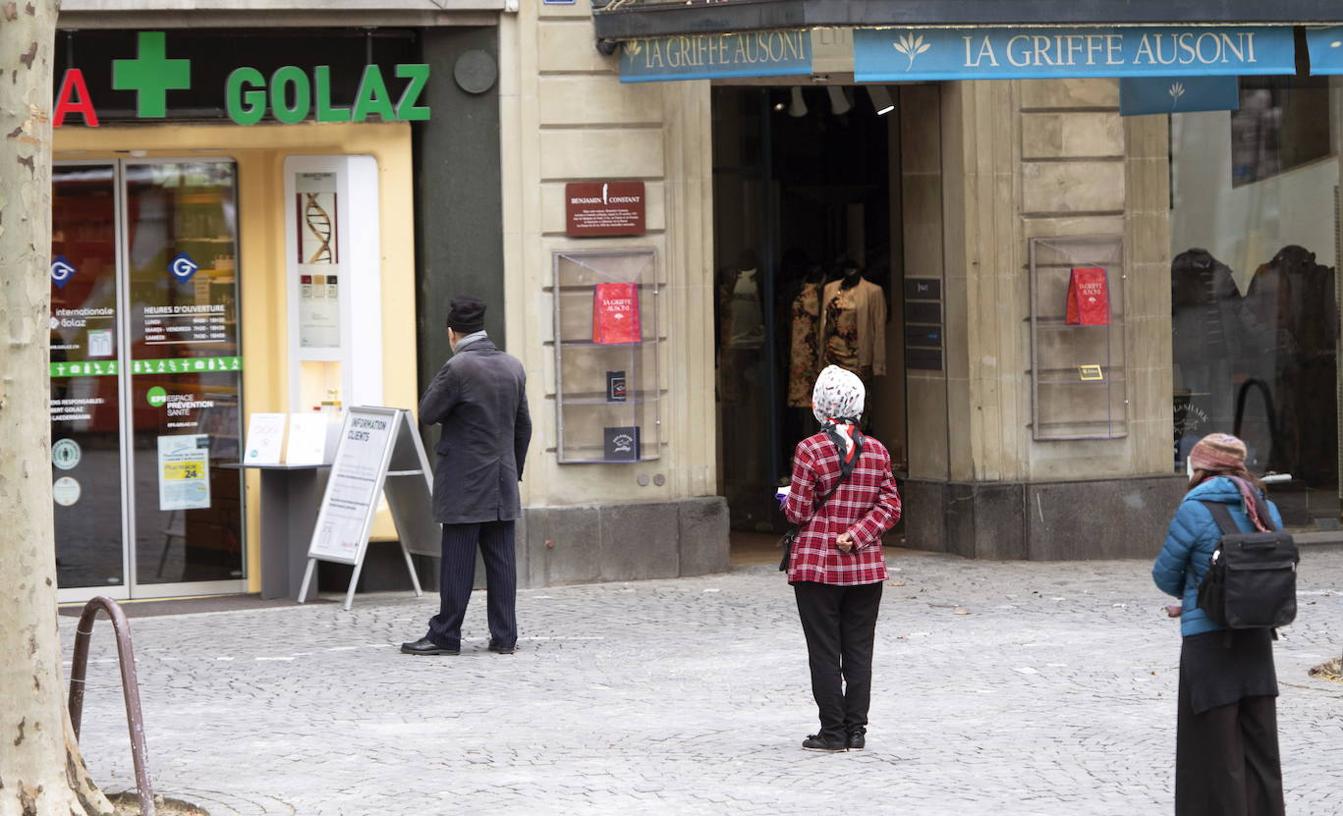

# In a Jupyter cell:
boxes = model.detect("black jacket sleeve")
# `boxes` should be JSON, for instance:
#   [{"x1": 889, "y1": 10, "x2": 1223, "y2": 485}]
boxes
[
  {"x1": 419, "y1": 362, "x2": 458, "y2": 426},
  {"x1": 514, "y1": 375, "x2": 532, "y2": 481}
]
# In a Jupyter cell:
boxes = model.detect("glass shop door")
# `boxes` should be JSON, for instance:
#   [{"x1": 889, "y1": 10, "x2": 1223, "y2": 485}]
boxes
[{"x1": 52, "y1": 159, "x2": 246, "y2": 601}]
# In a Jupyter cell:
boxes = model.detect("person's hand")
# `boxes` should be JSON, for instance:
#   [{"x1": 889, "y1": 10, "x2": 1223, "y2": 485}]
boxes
[
  {"x1": 1165, "y1": 604, "x2": 1183, "y2": 618},
  {"x1": 836, "y1": 532, "x2": 855, "y2": 552}
]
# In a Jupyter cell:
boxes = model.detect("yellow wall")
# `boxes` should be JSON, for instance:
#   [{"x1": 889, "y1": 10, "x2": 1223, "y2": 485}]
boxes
[{"x1": 54, "y1": 122, "x2": 418, "y2": 592}]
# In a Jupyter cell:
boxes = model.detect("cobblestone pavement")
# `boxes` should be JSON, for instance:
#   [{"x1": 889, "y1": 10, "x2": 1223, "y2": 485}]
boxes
[{"x1": 64, "y1": 549, "x2": 1343, "y2": 816}]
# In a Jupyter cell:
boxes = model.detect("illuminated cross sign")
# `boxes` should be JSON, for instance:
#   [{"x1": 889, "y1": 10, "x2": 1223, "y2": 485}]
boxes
[{"x1": 54, "y1": 31, "x2": 431, "y2": 128}]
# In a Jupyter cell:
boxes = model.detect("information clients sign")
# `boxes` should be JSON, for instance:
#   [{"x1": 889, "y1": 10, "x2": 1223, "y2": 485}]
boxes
[
  {"x1": 854, "y1": 27, "x2": 1296, "y2": 82},
  {"x1": 620, "y1": 29, "x2": 812, "y2": 83}
]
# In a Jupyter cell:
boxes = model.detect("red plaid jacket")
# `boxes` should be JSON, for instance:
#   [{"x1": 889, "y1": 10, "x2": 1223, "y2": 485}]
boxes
[{"x1": 783, "y1": 431, "x2": 901, "y2": 585}]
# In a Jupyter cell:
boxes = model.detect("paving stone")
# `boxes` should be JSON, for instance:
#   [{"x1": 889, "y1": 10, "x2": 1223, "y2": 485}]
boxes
[{"x1": 62, "y1": 549, "x2": 1343, "y2": 815}]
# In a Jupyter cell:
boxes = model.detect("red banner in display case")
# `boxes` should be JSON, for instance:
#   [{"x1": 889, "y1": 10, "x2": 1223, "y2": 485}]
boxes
[
  {"x1": 1066, "y1": 267, "x2": 1110, "y2": 326},
  {"x1": 592, "y1": 282, "x2": 642, "y2": 345}
]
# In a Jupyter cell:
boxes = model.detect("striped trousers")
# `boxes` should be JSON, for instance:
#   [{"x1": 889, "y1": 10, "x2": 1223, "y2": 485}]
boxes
[{"x1": 427, "y1": 521, "x2": 517, "y2": 651}]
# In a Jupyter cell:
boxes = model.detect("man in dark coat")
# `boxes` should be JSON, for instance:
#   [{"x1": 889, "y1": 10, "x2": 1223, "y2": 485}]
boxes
[{"x1": 401, "y1": 296, "x2": 532, "y2": 656}]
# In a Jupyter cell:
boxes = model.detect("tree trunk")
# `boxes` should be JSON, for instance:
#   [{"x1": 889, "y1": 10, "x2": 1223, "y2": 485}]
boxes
[{"x1": 0, "y1": 1, "x2": 114, "y2": 814}]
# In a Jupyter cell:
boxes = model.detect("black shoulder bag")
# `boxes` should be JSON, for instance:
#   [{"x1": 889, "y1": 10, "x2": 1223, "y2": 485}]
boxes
[
  {"x1": 1195, "y1": 500, "x2": 1299, "y2": 630},
  {"x1": 778, "y1": 430, "x2": 863, "y2": 572}
]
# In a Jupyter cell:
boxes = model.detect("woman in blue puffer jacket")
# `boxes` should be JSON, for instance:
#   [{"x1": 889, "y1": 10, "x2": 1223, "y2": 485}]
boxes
[{"x1": 1152, "y1": 433, "x2": 1285, "y2": 816}]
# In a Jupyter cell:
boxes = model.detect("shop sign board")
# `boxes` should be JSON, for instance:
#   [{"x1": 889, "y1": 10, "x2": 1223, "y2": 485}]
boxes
[
  {"x1": 566, "y1": 182, "x2": 647, "y2": 237},
  {"x1": 1306, "y1": 27, "x2": 1343, "y2": 74},
  {"x1": 54, "y1": 31, "x2": 430, "y2": 128},
  {"x1": 299, "y1": 407, "x2": 437, "y2": 610},
  {"x1": 904, "y1": 277, "x2": 944, "y2": 372},
  {"x1": 1119, "y1": 76, "x2": 1241, "y2": 116},
  {"x1": 854, "y1": 26, "x2": 1296, "y2": 82},
  {"x1": 620, "y1": 29, "x2": 812, "y2": 83}
]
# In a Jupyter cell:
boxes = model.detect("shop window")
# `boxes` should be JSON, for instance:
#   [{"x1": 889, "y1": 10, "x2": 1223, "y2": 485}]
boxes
[
  {"x1": 1028, "y1": 236, "x2": 1128, "y2": 441},
  {"x1": 551, "y1": 249, "x2": 662, "y2": 464},
  {"x1": 1172, "y1": 77, "x2": 1340, "y2": 526}
]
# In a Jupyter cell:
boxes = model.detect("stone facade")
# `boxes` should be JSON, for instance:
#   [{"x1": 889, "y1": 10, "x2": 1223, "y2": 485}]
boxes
[
  {"x1": 898, "y1": 78, "x2": 1177, "y2": 557},
  {"x1": 498, "y1": 3, "x2": 727, "y2": 584}
]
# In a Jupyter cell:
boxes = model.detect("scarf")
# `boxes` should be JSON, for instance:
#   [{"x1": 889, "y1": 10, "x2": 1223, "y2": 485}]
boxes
[{"x1": 822, "y1": 418, "x2": 861, "y2": 464}]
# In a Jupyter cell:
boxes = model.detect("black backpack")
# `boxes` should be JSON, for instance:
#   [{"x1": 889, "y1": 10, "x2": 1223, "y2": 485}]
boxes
[{"x1": 1195, "y1": 500, "x2": 1299, "y2": 630}]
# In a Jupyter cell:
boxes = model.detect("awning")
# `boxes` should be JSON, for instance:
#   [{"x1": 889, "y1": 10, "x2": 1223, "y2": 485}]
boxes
[{"x1": 593, "y1": 0, "x2": 1343, "y2": 41}]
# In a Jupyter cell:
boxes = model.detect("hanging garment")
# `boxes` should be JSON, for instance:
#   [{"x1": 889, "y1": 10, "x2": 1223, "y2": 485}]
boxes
[
  {"x1": 819, "y1": 278, "x2": 887, "y2": 377},
  {"x1": 788, "y1": 282, "x2": 822, "y2": 407}
]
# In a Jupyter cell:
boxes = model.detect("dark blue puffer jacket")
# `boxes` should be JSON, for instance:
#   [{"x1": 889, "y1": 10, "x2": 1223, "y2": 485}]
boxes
[{"x1": 1152, "y1": 476, "x2": 1285, "y2": 637}]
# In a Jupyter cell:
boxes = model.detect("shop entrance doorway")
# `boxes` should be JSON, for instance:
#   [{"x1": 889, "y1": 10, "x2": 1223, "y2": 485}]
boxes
[
  {"x1": 711, "y1": 85, "x2": 906, "y2": 540},
  {"x1": 51, "y1": 160, "x2": 246, "y2": 601}
]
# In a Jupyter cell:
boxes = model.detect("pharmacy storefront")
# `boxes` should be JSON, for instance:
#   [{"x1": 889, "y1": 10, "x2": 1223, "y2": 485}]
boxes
[{"x1": 50, "y1": 28, "x2": 425, "y2": 600}]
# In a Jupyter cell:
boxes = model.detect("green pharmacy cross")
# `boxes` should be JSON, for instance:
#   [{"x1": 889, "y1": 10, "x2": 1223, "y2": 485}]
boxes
[{"x1": 113, "y1": 31, "x2": 191, "y2": 118}]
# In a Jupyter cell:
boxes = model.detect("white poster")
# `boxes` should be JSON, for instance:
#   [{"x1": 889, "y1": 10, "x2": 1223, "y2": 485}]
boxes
[
  {"x1": 308, "y1": 410, "x2": 395, "y2": 563},
  {"x1": 244, "y1": 413, "x2": 287, "y2": 466},
  {"x1": 157, "y1": 434, "x2": 211, "y2": 511}
]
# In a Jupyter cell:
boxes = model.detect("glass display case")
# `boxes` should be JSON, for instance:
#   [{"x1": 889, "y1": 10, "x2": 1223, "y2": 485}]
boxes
[
  {"x1": 1028, "y1": 235, "x2": 1128, "y2": 441},
  {"x1": 552, "y1": 248, "x2": 662, "y2": 463}
]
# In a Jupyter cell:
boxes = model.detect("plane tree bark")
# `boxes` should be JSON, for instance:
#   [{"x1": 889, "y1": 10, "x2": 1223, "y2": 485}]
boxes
[{"x1": 0, "y1": 1, "x2": 115, "y2": 813}]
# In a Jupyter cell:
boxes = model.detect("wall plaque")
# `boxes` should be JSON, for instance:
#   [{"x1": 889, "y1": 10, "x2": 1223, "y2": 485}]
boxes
[{"x1": 566, "y1": 181, "x2": 647, "y2": 237}]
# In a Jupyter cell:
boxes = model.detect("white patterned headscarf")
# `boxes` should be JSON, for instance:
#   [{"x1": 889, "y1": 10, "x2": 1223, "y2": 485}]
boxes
[
  {"x1": 812, "y1": 366, "x2": 865, "y2": 458},
  {"x1": 812, "y1": 365, "x2": 865, "y2": 423}
]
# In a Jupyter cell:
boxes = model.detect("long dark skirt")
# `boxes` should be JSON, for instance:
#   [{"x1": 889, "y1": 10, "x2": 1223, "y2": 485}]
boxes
[{"x1": 1175, "y1": 631, "x2": 1285, "y2": 816}]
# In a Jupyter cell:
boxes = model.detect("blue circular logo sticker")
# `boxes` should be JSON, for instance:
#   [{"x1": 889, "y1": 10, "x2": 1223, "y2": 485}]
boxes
[
  {"x1": 169, "y1": 252, "x2": 200, "y2": 284},
  {"x1": 51, "y1": 256, "x2": 77, "y2": 289}
]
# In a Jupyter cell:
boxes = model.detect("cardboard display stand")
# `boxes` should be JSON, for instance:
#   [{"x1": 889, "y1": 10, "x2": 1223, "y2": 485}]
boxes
[{"x1": 297, "y1": 406, "x2": 437, "y2": 610}]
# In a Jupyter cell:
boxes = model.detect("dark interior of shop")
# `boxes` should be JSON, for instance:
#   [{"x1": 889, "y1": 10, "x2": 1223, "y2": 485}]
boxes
[{"x1": 711, "y1": 85, "x2": 899, "y2": 539}]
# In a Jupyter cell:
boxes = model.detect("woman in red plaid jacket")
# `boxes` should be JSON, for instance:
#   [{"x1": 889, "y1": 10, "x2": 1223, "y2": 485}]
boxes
[{"x1": 782, "y1": 365, "x2": 902, "y2": 752}]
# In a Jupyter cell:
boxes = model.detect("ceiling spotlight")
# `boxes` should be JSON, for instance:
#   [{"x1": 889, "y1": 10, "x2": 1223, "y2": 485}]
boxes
[
  {"x1": 867, "y1": 85, "x2": 895, "y2": 116},
  {"x1": 789, "y1": 87, "x2": 808, "y2": 118},
  {"x1": 827, "y1": 86, "x2": 852, "y2": 115}
]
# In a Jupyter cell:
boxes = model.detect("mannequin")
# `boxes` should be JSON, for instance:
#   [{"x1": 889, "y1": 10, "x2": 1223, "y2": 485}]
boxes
[
  {"x1": 728, "y1": 249, "x2": 765, "y2": 349},
  {"x1": 818, "y1": 258, "x2": 887, "y2": 381}
]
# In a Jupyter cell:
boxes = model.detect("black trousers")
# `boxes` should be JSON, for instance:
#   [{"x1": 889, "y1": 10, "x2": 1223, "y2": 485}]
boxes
[
  {"x1": 794, "y1": 581, "x2": 883, "y2": 740},
  {"x1": 1176, "y1": 681, "x2": 1285, "y2": 816},
  {"x1": 427, "y1": 521, "x2": 517, "y2": 651}
]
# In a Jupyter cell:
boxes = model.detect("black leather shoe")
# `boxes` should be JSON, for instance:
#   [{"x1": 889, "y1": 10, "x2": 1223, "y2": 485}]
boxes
[
  {"x1": 847, "y1": 731, "x2": 866, "y2": 751},
  {"x1": 488, "y1": 641, "x2": 516, "y2": 654},
  {"x1": 801, "y1": 734, "x2": 848, "y2": 752},
  {"x1": 400, "y1": 637, "x2": 459, "y2": 656}
]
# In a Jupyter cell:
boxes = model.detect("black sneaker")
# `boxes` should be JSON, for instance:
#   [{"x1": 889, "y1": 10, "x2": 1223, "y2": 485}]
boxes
[
  {"x1": 488, "y1": 641, "x2": 516, "y2": 654},
  {"x1": 801, "y1": 734, "x2": 848, "y2": 752},
  {"x1": 847, "y1": 731, "x2": 866, "y2": 751}
]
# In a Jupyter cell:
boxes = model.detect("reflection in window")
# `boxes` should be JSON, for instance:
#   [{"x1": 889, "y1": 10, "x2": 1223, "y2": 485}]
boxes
[{"x1": 1231, "y1": 78, "x2": 1330, "y2": 187}]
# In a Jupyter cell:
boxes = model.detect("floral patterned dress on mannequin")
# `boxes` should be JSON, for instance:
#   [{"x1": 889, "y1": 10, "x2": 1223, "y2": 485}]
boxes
[{"x1": 788, "y1": 282, "x2": 822, "y2": 407}]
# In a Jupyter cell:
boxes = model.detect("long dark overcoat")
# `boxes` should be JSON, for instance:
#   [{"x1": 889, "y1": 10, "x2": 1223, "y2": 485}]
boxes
[{"x1": 419, "y1": 337, "x2": 531, "y2": 524}]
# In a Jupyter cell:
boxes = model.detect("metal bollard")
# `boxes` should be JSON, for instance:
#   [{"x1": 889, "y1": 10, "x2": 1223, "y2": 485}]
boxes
[{"x1": 68, "y1": 596, "x2": 156, "y2": 816}]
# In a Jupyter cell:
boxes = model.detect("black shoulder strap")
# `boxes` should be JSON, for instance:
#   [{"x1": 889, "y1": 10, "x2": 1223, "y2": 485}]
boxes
[
  {"x1": 809, "y1": 430, "x2": 864, "y2": 519},
  {"x1": 1200, "y1": 501, "x2": 1240, "y2": 536}
]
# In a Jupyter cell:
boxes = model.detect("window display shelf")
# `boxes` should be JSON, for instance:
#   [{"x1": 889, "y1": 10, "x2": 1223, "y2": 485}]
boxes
[
  {"x1": 553, "y1": 248, "x2": 661, "y2": 464},
  {"x1": 1028, "y1": 235, "x2": 1128, "y2": 442}
]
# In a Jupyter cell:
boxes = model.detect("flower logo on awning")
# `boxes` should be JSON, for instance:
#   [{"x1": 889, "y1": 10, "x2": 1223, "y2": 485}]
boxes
[
  {"x1": 1169, "y1": 82, "x2": 1186, "y2": 110},
  {"x1": 894, "y1": 32, "x2": 931, "y2": 71}
]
